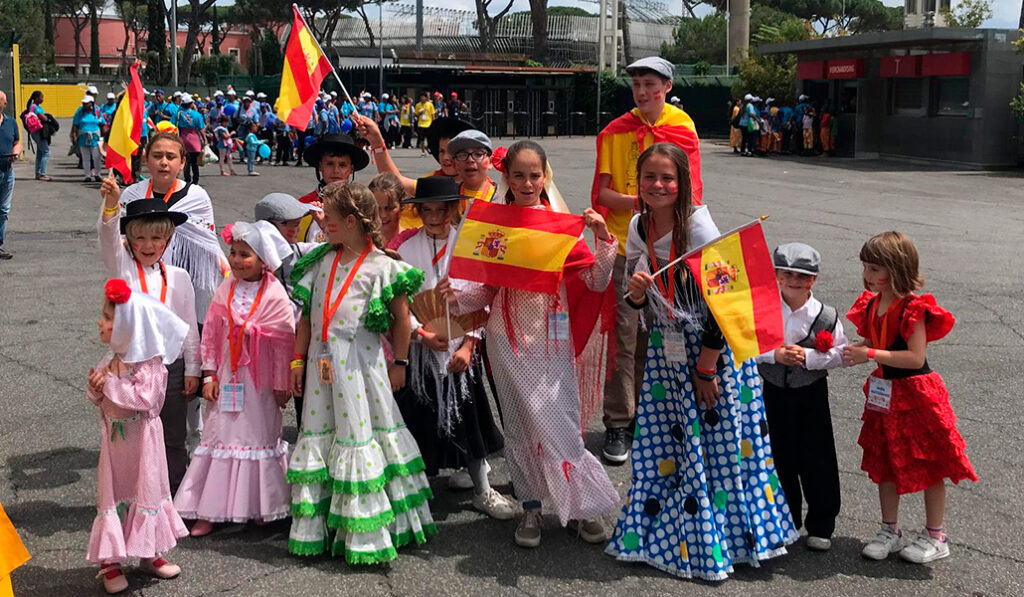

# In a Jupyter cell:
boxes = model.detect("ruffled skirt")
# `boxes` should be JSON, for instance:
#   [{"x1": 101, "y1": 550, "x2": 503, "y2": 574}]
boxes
[{"x1": 87, "y1": 499, "x2": 187, "y2": 564}]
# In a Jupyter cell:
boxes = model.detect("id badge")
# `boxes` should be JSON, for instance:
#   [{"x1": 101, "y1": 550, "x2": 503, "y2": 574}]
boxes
[
  {"x1": 548, "y1": 311, "x2": 570, "y2": 341},
  {"x1": 664, "y1": 331, "x2": 686, "y2": 362},
  {"x1": 220, "y1": 382, "x2": 244, "y2": 412},
  {"x1": 316, "y1": 344, "x2": 334, "y2": 385},
  {"x1": 866, "y1": 376, "x2": 892, "y2": 413}
]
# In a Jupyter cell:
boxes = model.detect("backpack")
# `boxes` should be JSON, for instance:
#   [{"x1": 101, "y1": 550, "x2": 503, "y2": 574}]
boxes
[{"x1": 22, "y1": 110, "x2": 42, "y2": 133}]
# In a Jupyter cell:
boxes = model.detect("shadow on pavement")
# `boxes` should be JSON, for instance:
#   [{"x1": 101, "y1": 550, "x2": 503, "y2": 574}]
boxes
[
  {"x1": 7, "y1": 447, "x2": 100, "y2": 491},
  {"x1": 2, "y1": 500, "x2": 94, "y2": 537},
  {"x1": 12, "y1": 564, "x2": 158, "y2": 597}
]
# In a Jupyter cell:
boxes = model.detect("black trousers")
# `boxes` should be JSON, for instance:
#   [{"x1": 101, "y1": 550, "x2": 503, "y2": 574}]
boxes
[
  {"x1": 740, "y1": 128, "x2": 756, "y2": 154},
  {"x1": 762, "y1": 376, "x2": 841, "y2": 538},
  {"x1": 161, "y1": 358, "x2": 189, "y2": 493},
  {"x1": 184, "y1": 152, "x2": 200, "y2": 185}
]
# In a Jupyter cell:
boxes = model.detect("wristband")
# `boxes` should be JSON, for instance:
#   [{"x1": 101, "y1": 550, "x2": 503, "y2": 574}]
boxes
[
  {"x1": 103, "y1": 206, "x2": 119, "y2": 216},
  {"x1": 290, "y1": 359, "x2": 306, "y2": 370},
  {"x1": 202, "y1": 375, "x2": 217, "y2": 385},
  {"x1": 695, "y1": 364, "x2": 717, "y2": 377},
  {"x1": 866, "y1": 348, "x2": 876, "y2": 360},
  {"x1": 415, "y1": 327, "x2": 427, "y2": 338},
  {"x1": 292, "y1": 353, "x2": 305, "y2": 361},
  {"x1": 393, "y1": 358, "x2": 409, "y2": 367},
  {"x1": 694, "y1": 370, "x2": 716, "y2": 382}
]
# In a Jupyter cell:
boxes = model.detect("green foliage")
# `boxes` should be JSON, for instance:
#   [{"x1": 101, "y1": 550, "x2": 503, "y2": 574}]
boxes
[
  {"x1": 524, "y1": 59, "x2": 542, "y2": 67},
  {"x1": 0, "y1": 0, "x2": 53, "y2": 73},
  {"x1": 693, "y1": 60, "x2": 711, "y2": 76},
  {"x1": 662, "y1": 14, "x2": 727, "y2": 65},
  {"x1": 734, "y1": 11, "x2": 812, "y2": 104},
  {"x1": 1012, "y1": 30, "x2": 1024, "y2": 122},
  {"x1": 941, "y1": 0, "x2": 993, "y2": 28},
  {"x1": 758, "y1": 0, "x2": 901, "y2": 34},
  {"x1": 248, "y1": 27, "x2": 283, "y2": 76},
  {"x1": 194, "y1": 53, "x2": 243, "y2": 86}
]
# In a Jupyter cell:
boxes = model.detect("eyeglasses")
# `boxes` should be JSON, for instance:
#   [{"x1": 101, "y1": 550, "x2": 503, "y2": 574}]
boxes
[{"x1": 453, "y1": 150, "x2": 489, "y2": 162}]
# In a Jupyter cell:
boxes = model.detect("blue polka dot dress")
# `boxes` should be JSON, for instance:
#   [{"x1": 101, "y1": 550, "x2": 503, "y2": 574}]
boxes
[{"x1": 605, "y1": 321, "x2": 799, "y2": 581}]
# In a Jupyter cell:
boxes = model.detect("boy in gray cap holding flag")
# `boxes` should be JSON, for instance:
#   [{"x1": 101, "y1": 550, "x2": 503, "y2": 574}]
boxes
[{"x1": 755, "y1": 242, "x2": 848, "y2": 552}]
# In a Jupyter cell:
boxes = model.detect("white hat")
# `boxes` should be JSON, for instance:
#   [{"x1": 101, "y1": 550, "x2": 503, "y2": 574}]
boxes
[
  {"x1": 214, "y1": 90, "x2": 224, "y2": 97},
  {"x1": 766, "y1": 97, "x2": 775, "y2": 105},
  {"x1": 362, "y1": 92, "x2": 372, "y2": 99},
  {"x1": 743, "y1": 93, "x2": 753, "y2": 101},
  {"x1": 105, "y1": 279, "x2": 189, "y2": 366},
  {"x1": 798, "y1": 94, "x2": 808, "y2": 101},
  {"x1": 87, "y1": 85, "x2": 98, "y2": 95},
  {"x1": 143, "y1": 88, "x2": 150, "y2": 96},
  {"x1": 330, "y1": 91, "x2": 338, "y2": 97},
  {"x1": 227, "y1": 221, "x2": 293, "y2": 273},
  {"x1": 227, "y1": 88, "x2": 237, "y2": 96},
  {"x1": 180, "y1": 94, "x2": 193, "y2": 104},
  {"x1": 106, "y1": 92, "x2": 116, "y2": 100},
  {"x1": 81, "y1": 95, "x2": 94, "y2": 104},
  {"x1": 172, "y1": 90, "x2": 181, "y2": 98},
  {"x1": 256, "y1": 92, "x2": 267, "y2": 99},
  {"x1": 669, "y1": 96, "x2": 680, "y2": 103},
  {"x1": 382, "y1": 93, "x2": 390, "y2": 99},
  {"x1": 245, "y1": 90, "x2": 255, "y2": 97}
]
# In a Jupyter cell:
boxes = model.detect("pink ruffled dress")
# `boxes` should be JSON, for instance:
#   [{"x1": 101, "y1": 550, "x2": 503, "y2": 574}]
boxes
[
  {"x1": 173, "y1": 273, "x2": 296, "y2": 523},
  {"x1": 86, "y1": 356, "x2": 188, "y2": 564}
]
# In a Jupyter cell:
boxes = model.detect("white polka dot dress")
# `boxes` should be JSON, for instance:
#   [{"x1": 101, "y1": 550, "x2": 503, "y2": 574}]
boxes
[{"x1": 605, "y1": 321, "x2": 799, "y2": 581}]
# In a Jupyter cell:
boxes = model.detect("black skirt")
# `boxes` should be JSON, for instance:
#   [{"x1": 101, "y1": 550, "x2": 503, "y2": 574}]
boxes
[{"x1": 395, "y1": 355, "x2": 504, "y2": 477}]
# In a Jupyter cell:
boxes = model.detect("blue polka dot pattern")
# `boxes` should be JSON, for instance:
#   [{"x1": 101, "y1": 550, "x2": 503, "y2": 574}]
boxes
[{"x1": 605, "y1": 321, "x2": 799, "y2": 581}]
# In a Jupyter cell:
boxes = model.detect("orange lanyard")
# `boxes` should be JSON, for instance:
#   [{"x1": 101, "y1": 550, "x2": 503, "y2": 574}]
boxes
[
  {"x1": 430, "y1": 241, "x2": 447, "y2": 267},
  {"x1": 868, "y1": 296, "x2": 901, "y2": 349},
  {"x1": 136, "y1": 260, "x2": 168, "y2": 303},
  {"x1": 647, "y1": 222, "x2": 676, "y2": 308},
  {"x1": 227, "y1": 277, "x2": 267, "y2": 375},
  {"x1": 322, "y1": 244, "x2": 372, "y2": 343},
  {"x1": 146, "y1": 179, "x2": 177, "y2": 203}
]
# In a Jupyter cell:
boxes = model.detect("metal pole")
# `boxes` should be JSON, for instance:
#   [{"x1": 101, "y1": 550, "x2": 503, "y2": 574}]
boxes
[
  {"x1": 379, "y1": 2, "x2": 384, "y2": 97},
  {"x1": 726, "y1": 4, "x2": 730, "y2": 74},
  {"x1": 169, "y1": 0, "x2": 178, "y2": 86},
  {"x1": 596, "y1": 0, "x2": 605, "y2": 134},
  {"x1": 416, "y1": 0, "x2": 423, "y2": 50}
]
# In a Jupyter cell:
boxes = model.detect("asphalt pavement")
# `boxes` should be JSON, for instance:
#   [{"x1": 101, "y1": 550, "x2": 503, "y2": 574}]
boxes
[{"x1": 1, "y1": 128, "x2": 1022, "y2": 596}]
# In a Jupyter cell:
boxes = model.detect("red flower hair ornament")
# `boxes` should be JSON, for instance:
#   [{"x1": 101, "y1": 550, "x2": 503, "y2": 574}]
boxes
[
  {"x1": 491, "y1": 146, "x2": 508, "y2": 173},
  {"x1": 105, "y1": 279, "x2": 132, "y2": 304},
  {"x1": 220, "y1": 224, "x2": 234, "y2": 245},
  {"x1": 814, "y1": 329, "x2": 834, "y2": 353}
]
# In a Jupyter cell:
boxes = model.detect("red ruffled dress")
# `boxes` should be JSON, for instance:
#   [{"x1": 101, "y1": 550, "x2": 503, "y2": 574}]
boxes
[{"x1": 847, "y1": 291, "x2": 978, "y2": 495}]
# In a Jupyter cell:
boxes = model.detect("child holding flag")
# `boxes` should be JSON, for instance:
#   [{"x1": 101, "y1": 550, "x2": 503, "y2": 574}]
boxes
[{"x1": 606, "y1": 143, "x2": 797, "y2": 581}]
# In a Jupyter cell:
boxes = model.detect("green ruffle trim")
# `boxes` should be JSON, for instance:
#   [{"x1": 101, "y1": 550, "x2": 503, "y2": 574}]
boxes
[
  {"x1": 383, "y1": 456, "x2": 426, "y2": 480},
  {"x1": 290, "y1": 456, "x2": 427, "y2": 496},
  {"x1": 327, "y1": 508, "x2": 396, "y2": 533},
  {"x1": 363, "y1": 267, "x2": 426, "y2": 333},
  {"x1": 293, "y1": 283, "x2": 313, "y2": 318},
  {"x1": 291, "y1": 498, "x2": 332, "y2": 518},
  {"x1": 392, "y1": 523, "x2": 439, "y2": 549},
  {"x1": 289, "y1": 243, "x2": 334, "y2": 316},
  {"x1": 332, "y1": 542, "x2": 398, "y2": 565},
  {"x1": 332, "y1": 474, "x2": 388, "y2": 495},
  {"x1": 286, "y1": 467, "x2": 330, "y2": 484},
  {"x1": 289, "y1": 537, "x2": 328, "y2": 556},
  {"x1": 390, "y1": 486, "x2": 434, "y2": 515}
]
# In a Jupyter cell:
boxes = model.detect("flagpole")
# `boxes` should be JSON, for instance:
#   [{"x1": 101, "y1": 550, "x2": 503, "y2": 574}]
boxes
[
  {"x1": 650, "y1": 215, "x2": 769, "y2": 278},
  {"x1": 292, "y1": 4, "x2": 356, "y2": 106}
]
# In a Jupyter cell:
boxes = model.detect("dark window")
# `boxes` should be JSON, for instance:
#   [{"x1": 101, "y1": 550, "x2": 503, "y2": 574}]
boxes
[
  {"x1": 923, "y1": 0, "x2": 936, "y2": 12},
  {"x1": 891, "y1": 78, "x2": 924, "y2": 114},
  {"x1": 939, "y1": 0, "x2": 950, "y2": 10},
  {"x1": 905, "y1": 0, "x2": 917, "y2": 13},
  {"x1": 933, "y1": 77, "x2": 969, "y2": 116}
]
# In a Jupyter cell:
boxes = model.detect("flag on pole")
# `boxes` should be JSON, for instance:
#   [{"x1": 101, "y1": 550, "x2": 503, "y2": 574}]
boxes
[
  {"x1": 683, "y1": 219, "x2": 784, "y2": 362},
  {"x1": 277, "y1": 5, "x2": 333, "y2": 128},
  {"x1": 104, "y1": 63, "x2": 143, "y2": 183},
  {"x1": 448, "y1": 200, "x2": 585, "y2": 294}
]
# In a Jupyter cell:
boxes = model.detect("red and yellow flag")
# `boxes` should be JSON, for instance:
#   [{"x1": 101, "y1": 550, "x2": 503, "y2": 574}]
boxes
[
  {"x1": 277, "y1": 6, "x2": 333, "y2": 128},
  {"x1": 449, "y1": 201, "x2": 585, "y2": 294},
  {"x1": 684, "y1": 219, "x2": 783, "y2": 362},
  {"x1": 105, "y1": 62, "x2": 143, "y2": 183}
]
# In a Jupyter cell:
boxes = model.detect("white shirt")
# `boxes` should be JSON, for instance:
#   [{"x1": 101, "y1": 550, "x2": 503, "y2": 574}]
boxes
[
  {"x1": 754, "y1": 292, "x2": 847, "y2": 370},
  {"x1": 99, "y1": 211, "x2": 202, "y2": 376},
  {"x1": 398, "y1": 227, "x2": 482, "y2": 341}
]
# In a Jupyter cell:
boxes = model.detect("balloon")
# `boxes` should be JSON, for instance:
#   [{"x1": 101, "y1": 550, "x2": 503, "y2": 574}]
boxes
[
  {"x1": 304, "y1": 135, "x2": 316, "y2": 147},
  {"x1": 258, "y1": 144, "x2": 271, "y2": 160},
  {"x1": 340, "y1": 119, "x2": 353, "y2": 134},
  {"x1": 223, "y1": 103, "x2": 237, "y2": 117},
  {"x1": 156, "y1": 120, "x2": 178, "y2": 134}
]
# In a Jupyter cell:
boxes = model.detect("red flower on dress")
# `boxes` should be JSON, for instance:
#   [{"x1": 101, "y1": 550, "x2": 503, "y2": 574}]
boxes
[
  {"x1": 814, "y1": 329, "x2": 834, "y2": 352},
  {"x1": 491, "y1": 146, "x2": 508, "y2": 173},
  {"x1": 104, "y1": 279, "x2": 132, "y2": 304}
]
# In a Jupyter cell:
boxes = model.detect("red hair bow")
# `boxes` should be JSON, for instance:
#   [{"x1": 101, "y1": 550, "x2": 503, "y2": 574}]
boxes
[
  {"x1": 814, "y1": 330, "x2": 834, "y2": 353},
  {"x1": 491, "y1": 146, "x2": 508, "y2": 173},
  {"x1": 105, "y1": 279, "x2": 132, "y2": 304}
]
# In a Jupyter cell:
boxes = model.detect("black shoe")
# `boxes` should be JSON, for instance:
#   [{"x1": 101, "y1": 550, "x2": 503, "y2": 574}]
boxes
[
  {"x1": 602, "y1": 428, "x2": 630, "y2": 464},
  {"x1": 0, "y1": 248, "x2": 12, "y2": 260}
]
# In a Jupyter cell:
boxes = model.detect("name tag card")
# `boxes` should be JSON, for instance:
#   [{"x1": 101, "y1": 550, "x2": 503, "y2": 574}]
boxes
[
  {"x1": 866, "y1": 376, "x2": 892, "y2": 413},
  {"x1": 548, "y1": 311, "x2": 570, "y2": 341},
  {"x1": 664, "y1": 331, "x2": 687, "y2": 362},
  {"x1": 220, "y1": 382, "x2": 244, "y2": 413}
]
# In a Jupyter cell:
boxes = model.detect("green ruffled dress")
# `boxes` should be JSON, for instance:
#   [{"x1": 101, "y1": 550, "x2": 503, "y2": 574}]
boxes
[{"x1": 287, "y1": 244, "x2": 436, "y2": 564}]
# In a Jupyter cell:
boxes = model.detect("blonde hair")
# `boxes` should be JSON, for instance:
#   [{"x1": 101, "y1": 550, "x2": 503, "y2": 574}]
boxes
[
  {"x1": 368, "y1": 172, "x2": 405, "y2": 209},
  {"x1": 125, "y1": 217, "x2": 175, "y2": 242},
  {"x1": 859, "y1": 231, "x2": 924, "y2": 295},
  {"x1": 321, "y1": 181, "x2": 399, "y2": 259}
]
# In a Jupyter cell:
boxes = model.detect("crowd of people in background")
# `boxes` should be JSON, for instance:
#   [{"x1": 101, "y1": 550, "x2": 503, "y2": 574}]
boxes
[{"x1": 729, "y1": 93, "x2": 840, "y2": 158}]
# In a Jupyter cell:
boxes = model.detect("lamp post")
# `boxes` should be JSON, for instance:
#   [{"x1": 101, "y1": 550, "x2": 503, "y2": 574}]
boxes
[
  {"x1": 379, "y1": 2, "x2": 384, "y2": 97},
  {"x1": 169, "y1": 0, "x2": 178, "y2": 86}
]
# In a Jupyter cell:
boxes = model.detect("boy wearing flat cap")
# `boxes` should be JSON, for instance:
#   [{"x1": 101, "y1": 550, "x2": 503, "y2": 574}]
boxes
[
  {"x1": 590, "y1": 56, "x2": 706, "y2": 464},
  {"x1": 755, "y1": 242, "x2": 848, "y2": 552}
]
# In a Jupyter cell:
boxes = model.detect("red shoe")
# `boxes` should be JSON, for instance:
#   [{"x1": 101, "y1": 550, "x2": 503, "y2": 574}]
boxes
[{"x1": 96, "y1": 565, "x2": 128, "y2": 594}]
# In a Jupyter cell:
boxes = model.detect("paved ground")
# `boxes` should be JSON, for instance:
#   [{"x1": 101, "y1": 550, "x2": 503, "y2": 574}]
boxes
[{"x1": 1, "y1": 128, "x2": 1023, "y2": 597}]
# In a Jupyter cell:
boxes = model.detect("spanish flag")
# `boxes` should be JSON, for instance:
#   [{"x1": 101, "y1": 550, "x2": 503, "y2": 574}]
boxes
[
  {"x1": 104, "y1": 62, "x2": 143, "y2": 183},
  {"x1": 683, "y1": 219, "x2": 783, "y2": 362},
  {"x1": 0, "y1": 501, "x2": 30, "y2": 597},
  {"x1": 277, "y1": 6, "x2": 333, "y2": 129},
  {"x1": 449, "y1": 200, "x2": 585, "y2": 294}
]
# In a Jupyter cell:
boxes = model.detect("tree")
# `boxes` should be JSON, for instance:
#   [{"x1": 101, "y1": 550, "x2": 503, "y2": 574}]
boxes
[
  {"x1": 52, "y1": 0, "x2": 91, "y2": 73},
  {"x1": 661, "y1": 14, "x2": 727, "y2": 65},
  {"x1": 759, "y1": 0, "x2": 900, "y2": 36},
  {"x1": 941, "y1": 0, "x2": 993, "y2": 28},
  {"x1": 89, "y1": 0, "x2": 100, "y2": 73},
  {"x1": 0, "y1": 0, "x2": 54, "y2": 76},
  {"x1": 114, "y1": 0, "x2": 148, "y2": 75},
  {"x1": 474, "y1": 0, "x2": 515, "y2": 52},
  {"x1": 146, "y1": 0, "x2": 167, "y2": 83},
  {"x1": 733, "y1": 13, "x2": 813, "y2": 103},
  {"x1": 529, "y1": 0, "x2": 549, "y2": 64},
  {"x1": 296, "y1": 0, "x2": 348, "y2": 48},
  {"x1": 178, "y1": 0, "x2": 218, "y2": 83},
  {"x1": 1010, "y1": 30, "x2": 1024, "y2": 122}
]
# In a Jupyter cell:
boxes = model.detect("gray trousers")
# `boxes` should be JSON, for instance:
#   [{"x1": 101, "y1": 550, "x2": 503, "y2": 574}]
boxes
[
  {"x1": 602, "y1": 253, "x2": 648, "y2": 430},
  {"x1": 161, "y1": 358, "x2": 188, "y2": 491}
]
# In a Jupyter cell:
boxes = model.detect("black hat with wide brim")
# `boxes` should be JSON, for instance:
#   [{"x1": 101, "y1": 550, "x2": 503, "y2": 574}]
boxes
[
  {"x1": 401, "y1": 176, "x2": 469, "y2": 204},
  {"x1": 120, "y1": 198, "x2": 188, "y2": 234},
  {"x1": 302, "y1": 134, "x2": 370, "y2": 172},
  {"x1": 426, "y1": 118, "x2": 475, "y2": 162}
]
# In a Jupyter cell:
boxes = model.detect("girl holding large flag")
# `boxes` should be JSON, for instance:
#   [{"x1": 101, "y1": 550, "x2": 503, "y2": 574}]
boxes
[
  {"x1": 436, "y1": 140, "x2": 620, "y2": 549},
  {"x1": 605, "y1": 143, "x2": 797, "y2": 580}
]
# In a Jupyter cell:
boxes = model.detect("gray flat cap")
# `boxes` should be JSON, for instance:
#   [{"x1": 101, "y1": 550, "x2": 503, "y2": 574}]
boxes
[
  {"x1": 446, "y1": 129, "x2": 493, "y2": 156},
  {"x1": 773, "y1": 242, "x2": 820, "y2": 275},
  {"x1": 626, "y1": 56, "x2": 674, "y2": 80},
  {"x1": 255, "y1": 193, "x2": 320, "y2": 222}
]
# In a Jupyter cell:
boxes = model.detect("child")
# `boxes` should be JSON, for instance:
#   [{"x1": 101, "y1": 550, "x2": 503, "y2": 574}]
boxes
[
  {"x1": 842, "y1": 231, "x2": 977, "y2": 564},
  {"x1": 99, "y1": 175, "x2": 201, "y2": 492},
  {"x1": 755, "y1": 243, "x2": 847, "y2": 552},
  {"x1": 591, "y1": 56, "x2": 704, "y2": 465},
  {"x1": 287, "y1": 182, "x2": 436, "y2": 563},
  {"x1": 173, "y1": 221, "x2": 296, "y2": 537},
  {"x1": 87, "y1": 279, "x2": 190, "y2": 594},
  {"x1": 368, "y1": 172, "x2": 407, "y2": 246},
  {"x1": 295, "y1": 134, "x2": 369, "y2": 243},
  {"x1": 607, "y1": 143, "x2": 797, "y2": 581},
  {"x1": 437, "y1": 140, "x2": 620, "y2": 548},
  {"x1": 802, "y1": 107, "x2": 815, "y2": 154},
  {"x1": 244, "y1": 122, "x2": 265, "y2": 176},
  {"x1": 214, "y1": 116, "x2": 237, "y2": 176},
  {"x1": 394, "y1": 176, "x2": 513, "y2": 519}
]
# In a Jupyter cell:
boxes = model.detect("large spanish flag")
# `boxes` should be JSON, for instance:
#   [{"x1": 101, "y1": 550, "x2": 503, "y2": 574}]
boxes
[
  {"x1": 683, "y1": 219, "x2": 783, "y2": 362},
  {"x1": 104, "y1": 62, "x2": 143, "y2": 183},
  {"x1": 449, "y1": 200, "x2": 585, "y2": 294},
  {"x1": 277, "y1": 5, "x2": 333, "y2": 128}
]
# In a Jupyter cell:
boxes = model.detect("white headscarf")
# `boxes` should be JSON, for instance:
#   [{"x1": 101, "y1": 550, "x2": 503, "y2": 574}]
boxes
[
  {"x1": 229, "y1": 220, "x2": 293, "y2": 272},
  {"x1": 494, "y1": 160, "x2": 570, "y2": 213},
  {"x1": 108, "y1": 282, "x2": 189, "y2": 365}
]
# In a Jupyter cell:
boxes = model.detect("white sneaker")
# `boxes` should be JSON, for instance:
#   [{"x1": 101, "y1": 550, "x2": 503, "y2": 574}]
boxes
[
  {"x1": 900, "y1": 533, "x2": 950, "y2": 564},
  {"x1": 861, "y1": 525, "x2": 904, "y2": 560},
  {"x1": 807, "y1": 536, "x2": 832, "y2": 551},
  {"x1": 568, "y1": 519, "x2": 607, "y2": 544},
  {"x1": 448, "y1": 461, "x2": 491, "y2": 490},
  {"x1": 472, "y1": 488, "x2": 516, "y2": 520}
]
